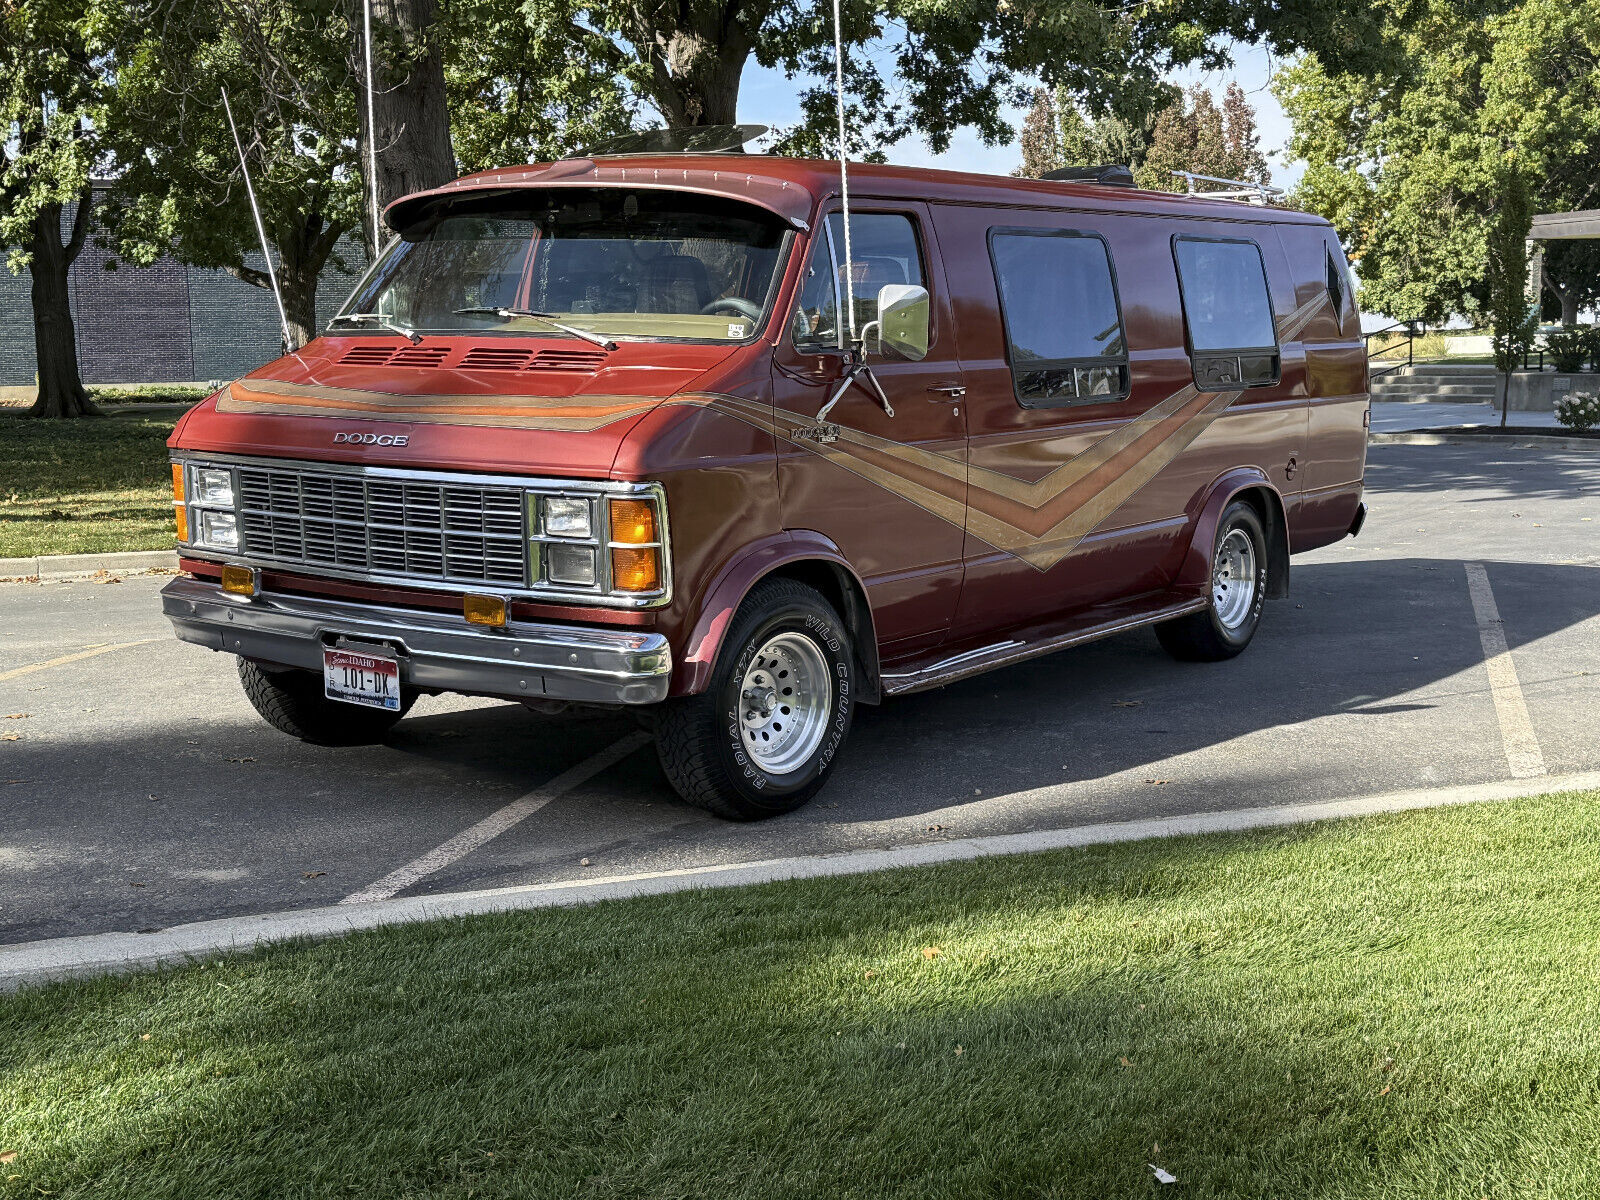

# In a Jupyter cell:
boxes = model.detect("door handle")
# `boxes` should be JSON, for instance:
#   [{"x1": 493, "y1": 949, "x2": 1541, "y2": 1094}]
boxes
[{"x1": 927, "y1": 383, "x2": 966, "y2": 400}]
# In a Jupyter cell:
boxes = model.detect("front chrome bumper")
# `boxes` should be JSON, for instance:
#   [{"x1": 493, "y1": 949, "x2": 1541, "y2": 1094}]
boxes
[{"x1": 160, "y1": 577, "x2": 671, "y2": 705}]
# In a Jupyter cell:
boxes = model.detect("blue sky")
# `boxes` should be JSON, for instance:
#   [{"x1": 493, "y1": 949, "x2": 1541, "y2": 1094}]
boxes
[{"x1": 738, "y1": 40, "x2": 1304, "y2": 192}]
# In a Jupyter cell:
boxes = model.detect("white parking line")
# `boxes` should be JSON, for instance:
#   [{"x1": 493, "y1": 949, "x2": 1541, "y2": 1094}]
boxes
[
  {"x1": 12, "y1": 768, "x2": 1600, "y2": 992},
  {"x1": 0, "y1": 639, "x2": 161, "y2": 684},
  {"x1": 1464, "y1": 563, "x2": 1547, "y2": 780},
  {"x1": 341, "y1": 731, "x2": 652, "y2": 904}
]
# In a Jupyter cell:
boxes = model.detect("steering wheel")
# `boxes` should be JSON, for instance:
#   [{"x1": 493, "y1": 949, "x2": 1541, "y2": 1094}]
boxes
[{"x1": 700, "y1": 297, "x2": 762, "y2": 321}]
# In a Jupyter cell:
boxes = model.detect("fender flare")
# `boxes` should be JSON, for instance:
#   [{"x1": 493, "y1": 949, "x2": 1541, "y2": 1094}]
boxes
[
  {"x1": 1175, "y1": 469, "x2": 1292, "y2": 600},
  {"x1": 674, "y1": 530, "x2": 882, "y2": 702}
]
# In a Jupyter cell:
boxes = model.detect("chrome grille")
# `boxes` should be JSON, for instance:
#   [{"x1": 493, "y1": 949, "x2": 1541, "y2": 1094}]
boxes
[{"x1": 236, "y1": 464, "x2": 528, "y2": 587}]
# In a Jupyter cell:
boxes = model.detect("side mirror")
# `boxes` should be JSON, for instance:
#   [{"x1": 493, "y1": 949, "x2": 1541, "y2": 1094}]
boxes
[{"x1": 867, "y1": 284, "x2": 930, "y2": 361}]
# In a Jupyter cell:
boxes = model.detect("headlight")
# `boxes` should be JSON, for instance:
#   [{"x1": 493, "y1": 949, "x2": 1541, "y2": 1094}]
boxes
[
  {"x1": 541, "y1": 496, "x2": 592, "y2": 538},
  {"x1": 527, "y1": 484, "x2": 668, "y2": 602},
  {"x1": 193, "y1": 467, "x2": 235, "y2": 508},
  {"x1": 197, "y1": 510, "x2": 239, "y2": 550},
  {"x1": 545, "y1": 543, "x2": 597, "y2": 586}
]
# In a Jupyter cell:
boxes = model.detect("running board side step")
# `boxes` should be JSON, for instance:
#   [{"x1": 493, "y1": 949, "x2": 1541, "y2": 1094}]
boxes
[{"x1": 880, "y1": 591, "x2": 1209, "y2": 697}]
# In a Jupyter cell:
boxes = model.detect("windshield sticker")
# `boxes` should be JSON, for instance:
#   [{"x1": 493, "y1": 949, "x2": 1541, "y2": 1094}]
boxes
[{"x1": 727, "y1": 322, "x2": 748, "y2": 338}]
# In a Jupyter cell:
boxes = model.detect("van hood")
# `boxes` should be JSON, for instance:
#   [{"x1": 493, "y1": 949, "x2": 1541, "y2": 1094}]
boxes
[{"x1": 171, "y1": 335, "x2": 741, "y2": 478}]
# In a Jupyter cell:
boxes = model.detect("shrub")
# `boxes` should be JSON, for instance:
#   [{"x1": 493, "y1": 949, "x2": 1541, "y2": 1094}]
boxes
[
  {"x1": 1543, "y1": 326, "x2": 1590, "y2": 372},
  {"x1": 1554, "y1": 391, "x2": 1600, "y2": 431}
]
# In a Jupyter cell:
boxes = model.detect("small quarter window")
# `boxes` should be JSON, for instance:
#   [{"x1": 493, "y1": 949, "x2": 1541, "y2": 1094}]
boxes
[
  {"x1": 1326, "y1": 245, "x2": 1346, "y2": 316},
  {"x1": 989, "y1": 229, "x2": 1129, "y2": 407},
  {"x1": 1172, "y1": 236, "x2": 1280, "y2": 390}
]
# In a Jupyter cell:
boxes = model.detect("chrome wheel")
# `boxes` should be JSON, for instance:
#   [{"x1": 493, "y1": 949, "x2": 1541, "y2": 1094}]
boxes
[
  {"x1": 1212, "y1": 528, "x2": 1258, "y2": 631},
  {"x1": 737, "y1": 631, "x2": 832, "y2": 776}
]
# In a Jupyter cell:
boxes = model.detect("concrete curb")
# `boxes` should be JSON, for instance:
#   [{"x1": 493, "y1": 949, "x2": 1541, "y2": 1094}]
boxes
[
  {"x1": 6, "y1": 768, "x2": 1599, "y2": 993},
  {"x1": 0, "y1": 549, "x2": 179, "y2": 581},
  {"x1": 1371, "y1": 431, "x2": 1598, "y2": 451}
]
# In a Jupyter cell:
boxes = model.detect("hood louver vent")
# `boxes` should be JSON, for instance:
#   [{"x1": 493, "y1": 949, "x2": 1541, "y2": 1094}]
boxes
[
  {"x1": 340, "y1": 345, "x2": 398, "y2": 366},
  {"x1": 458, "y1": 347, "x2": 534, "y2": 371},
  {"x1": 527, "y1": 349, "x2": 608, "y2": 372},
  {"x1": 388, "y1": 346, "x2": 450, "y2": 368},
  {"x1": 337, "y1": 344, "x2": 450, "y2": 369},
  {"x1": 338, "y1": 344, "x2": 608, "y2": 372}
]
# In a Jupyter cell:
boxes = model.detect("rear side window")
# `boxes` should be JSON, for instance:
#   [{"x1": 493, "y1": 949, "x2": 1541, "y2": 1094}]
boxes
[
  {"x1": 1172, "y1": 236, "x2": 1280, "y2": 389},
  {"x1": 989, "y1": 229, "x2": 1128, "y2": 407}
]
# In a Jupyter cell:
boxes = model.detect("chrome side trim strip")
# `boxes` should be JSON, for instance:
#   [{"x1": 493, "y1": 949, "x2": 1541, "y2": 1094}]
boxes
[{"x1": 880, "y1": 595, "x2": 1209, "y2": 697}]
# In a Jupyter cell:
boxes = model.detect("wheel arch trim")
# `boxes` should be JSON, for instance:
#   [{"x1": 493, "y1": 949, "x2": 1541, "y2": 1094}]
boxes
[
  {"x1": 675, "y1": 531, "x2": 881, "y2": 702},
  {"x1": 1176, "y1": 469, "x2": 1291, "y2": 600}
]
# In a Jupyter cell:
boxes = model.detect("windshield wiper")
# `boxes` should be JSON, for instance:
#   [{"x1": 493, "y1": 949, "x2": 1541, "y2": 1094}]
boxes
[
  {"x1": 453, "y1": 307, "x2": 618, "y2": 351},
  {"x1": 330, "y1": 312, "x2": 423, "y2": 344}
]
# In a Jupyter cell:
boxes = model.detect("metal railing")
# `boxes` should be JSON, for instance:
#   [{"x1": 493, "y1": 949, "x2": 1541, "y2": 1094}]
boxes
[{"x1": 1365, "y1": 320, "x2": 1423, "y2": 379}]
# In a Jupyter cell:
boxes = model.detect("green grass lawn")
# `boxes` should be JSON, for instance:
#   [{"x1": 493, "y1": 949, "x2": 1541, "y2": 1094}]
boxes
[
  {"x1": 5, "y1": 791, "x2": 1600, "y2": 1198},
  {"x1": 0, "y1": 412, "x2": 179, "y2": 558}
]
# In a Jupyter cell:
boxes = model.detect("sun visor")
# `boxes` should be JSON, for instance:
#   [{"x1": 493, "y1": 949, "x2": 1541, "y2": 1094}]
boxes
[{"x1": 386, "y1": 161, "x2": 816, "y2": 236}]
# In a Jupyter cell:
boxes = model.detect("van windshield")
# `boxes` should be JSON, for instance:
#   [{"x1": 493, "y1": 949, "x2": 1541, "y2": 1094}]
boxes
[{"x1": 334, "y1": 189, "x2": 791, "y2": 343}]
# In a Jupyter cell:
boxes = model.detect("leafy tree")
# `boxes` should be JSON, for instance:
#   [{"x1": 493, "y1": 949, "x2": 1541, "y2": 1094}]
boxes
[
  {"x1": 446, "y1": 0, "x2": 634, "y2": 175},
  {"x1": 105, "y1": 0, "x2": 363, "y2": 349},
  {"x1": 1136, "y1": 83, "x2": 1270, "y2": 191},
  {"x1": 1485, "y1": 160, "x2": 1534, "y2": 425},
  {"x1": 1277, "y1": 0, "x2": 1600, "y2": 325},
  {"x1": 1015, "y1": 87, "x2": 1063, "y2": 178},
  {"x1": 544, "y1": 1, "x2": 1395, "y2": 159},
  {"x1": 0, "y1": 0, "x2": 110, "y2": 418},
  {"x1": 1542, "y1": 242, "x2": 1600, "y2": 324}
]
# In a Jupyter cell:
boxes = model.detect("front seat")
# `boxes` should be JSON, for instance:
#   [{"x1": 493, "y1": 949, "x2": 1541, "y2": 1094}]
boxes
[{"x1": 641, "y1": 254, "x2": 713, "y2": 313}]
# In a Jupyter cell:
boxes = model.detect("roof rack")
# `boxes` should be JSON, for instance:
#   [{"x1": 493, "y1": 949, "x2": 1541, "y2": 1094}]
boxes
[
  {"x1": 1171, "y1": 171, "x2": 1283, "y2": 206},
  {"x1": 1039, "y1": 164, "x2": 1136, "y2": 188}
]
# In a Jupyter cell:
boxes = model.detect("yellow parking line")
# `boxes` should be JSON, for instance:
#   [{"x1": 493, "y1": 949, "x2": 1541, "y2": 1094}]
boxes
[{"x1": 0, "y1": 639, "x2": 161, "y2": 684}]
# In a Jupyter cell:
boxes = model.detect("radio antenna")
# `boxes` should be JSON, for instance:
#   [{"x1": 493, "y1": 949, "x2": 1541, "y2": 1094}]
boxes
[
  {"x1": 221, "y1": 86, "x2": 295, "y2": 352},
  {"x1": 362, "y1": 0, "x2": 382, "y2": 255},
  {"x1": 831, "y1": 0, "x2": 855, "y2": 348}
]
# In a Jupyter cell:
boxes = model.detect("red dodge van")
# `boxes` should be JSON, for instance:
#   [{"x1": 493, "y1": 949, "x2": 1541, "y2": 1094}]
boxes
[{"x1": 163, "y1": 154, "x2": 1368, "y2": 818}]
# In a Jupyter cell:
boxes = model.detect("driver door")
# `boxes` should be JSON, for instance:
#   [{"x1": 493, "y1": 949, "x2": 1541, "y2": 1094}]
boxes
[{"x1": 771, "y1": 203, "x2": 968, "y2": 656}]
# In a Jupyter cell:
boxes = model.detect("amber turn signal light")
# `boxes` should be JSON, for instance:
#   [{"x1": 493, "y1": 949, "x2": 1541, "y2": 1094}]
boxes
[
  {"x1": 610, "y1": 546, "x2": 660, "y2": 593},
  {"x1": 463, "y1": 593, "x2": 509, "y2": 628},
  {"x1": 171, "y1": 463, "x2": 188, "y2": 543},
  {"x1": 220, "y1": 564, "x2": 258, "y2": 597},
  {"x1": 608, "y1": 497, "x2": 657, "y2": 545}
]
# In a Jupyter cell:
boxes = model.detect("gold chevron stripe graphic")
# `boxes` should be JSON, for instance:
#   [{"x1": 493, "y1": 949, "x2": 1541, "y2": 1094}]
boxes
[
  {"x1": 220, "y1": 293, "x2": 1329, "y2": 571},
  {"x1": 692, "y1": 292, "x2": 1328, "y2": 571}
]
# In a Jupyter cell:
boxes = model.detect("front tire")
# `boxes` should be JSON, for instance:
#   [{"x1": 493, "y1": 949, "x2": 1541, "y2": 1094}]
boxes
[
  {"x1": 653, "y1": 578, "x2": 855, "y2": 820},
  {"x1": 1156, "y1": 499, "x2": 1268, "y2": 662},
  {"x1": 238, "y1": 659, "x2": 414, "y2": 746}
]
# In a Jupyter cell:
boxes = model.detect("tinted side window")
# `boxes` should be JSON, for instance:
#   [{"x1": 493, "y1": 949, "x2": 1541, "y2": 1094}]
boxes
[
  {"x1": 792, "y1": 213, "x2": 925, "y2": 350},
  {"x1": 1173, "y1": 236, "x2": 1280, "y2": 389},
  {"x1": 989, "y1": 230, "x2": 1128, "y2": 407}
]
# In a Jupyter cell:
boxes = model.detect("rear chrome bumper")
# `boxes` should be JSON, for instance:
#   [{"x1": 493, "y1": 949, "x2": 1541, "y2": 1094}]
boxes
[{"x1": 160, "y1": 577, "x2": 671, "y2": 705}]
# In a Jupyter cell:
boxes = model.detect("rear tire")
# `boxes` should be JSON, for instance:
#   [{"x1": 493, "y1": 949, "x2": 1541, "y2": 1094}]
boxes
[
  {"x1": 1156, "y1": 499, "x2": 1268, "y2": 662},
  {"x1": 652, "y1": 578, "x2": 855, "y2": 820},
  {"x1": 238, "y1": 658, "x2": 414, "y2": 746}
]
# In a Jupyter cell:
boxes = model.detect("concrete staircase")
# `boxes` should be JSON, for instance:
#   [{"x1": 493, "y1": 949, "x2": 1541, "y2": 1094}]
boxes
[{"x1": 1368, "y1": 364, "x2": 1501, "y2": 403}]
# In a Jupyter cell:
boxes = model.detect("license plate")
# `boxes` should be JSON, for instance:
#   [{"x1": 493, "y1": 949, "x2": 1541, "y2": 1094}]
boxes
[{"x1": 323, "y1": 647, "x2": 401, "y2": 711}]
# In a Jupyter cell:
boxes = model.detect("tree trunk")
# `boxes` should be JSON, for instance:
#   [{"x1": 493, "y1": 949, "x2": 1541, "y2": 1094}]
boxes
[
  {"x1": 278, "y1": 261, "x2": 320, "y2": 351},
  {"x1": 1561, "y1": 292, "x2": 1580, "y2": 325},
  {"x1": 363, "y1": 0, "x2": 456, "y2": 256},
  {"x1": 26, "y1": 195, "x2": 98, "y2": 419}
]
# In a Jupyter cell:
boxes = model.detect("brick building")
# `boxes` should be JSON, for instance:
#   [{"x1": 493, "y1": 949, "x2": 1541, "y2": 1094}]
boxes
[{"x1": 1, "y1": 187, "x2": 365, "y2": 387}]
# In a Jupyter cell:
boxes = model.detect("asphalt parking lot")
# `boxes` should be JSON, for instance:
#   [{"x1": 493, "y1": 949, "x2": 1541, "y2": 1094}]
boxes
[{"x1": 3, "y1": 441, "x2": 1598, "y2": 946}]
